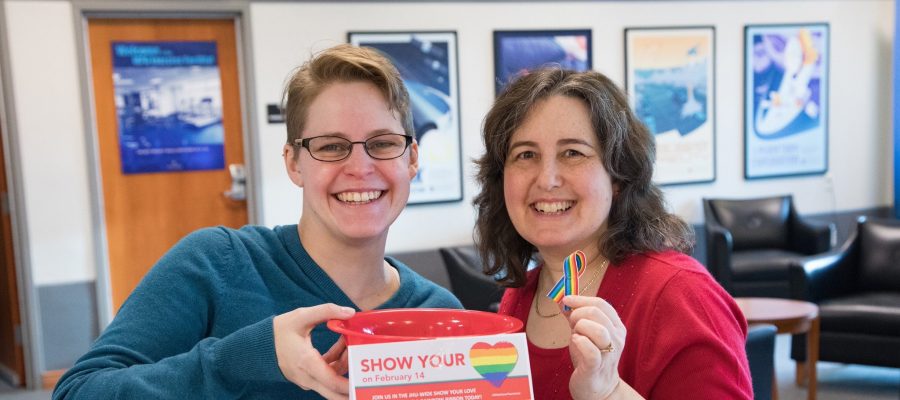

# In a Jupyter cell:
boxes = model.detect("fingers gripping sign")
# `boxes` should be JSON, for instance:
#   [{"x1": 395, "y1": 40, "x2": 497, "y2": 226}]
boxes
[
  {"x1": 562, "y1": 295, "x2": 626, "y2": 400},
  {"x1": 274, "y1": 304, "x2": 356, "y2": 399},
  {"x1": 323, "y1": 334, "x2": 350, "y2": 377}
]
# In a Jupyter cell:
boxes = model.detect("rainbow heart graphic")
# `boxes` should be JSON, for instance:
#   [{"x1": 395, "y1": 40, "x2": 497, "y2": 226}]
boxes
[{"x1": 469, "y1": 341, "x2": 518, "y2": 388}]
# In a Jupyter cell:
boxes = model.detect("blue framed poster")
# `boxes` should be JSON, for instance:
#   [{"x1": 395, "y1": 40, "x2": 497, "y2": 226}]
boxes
[
  {"x1": 493, "y1": 29, "x2": 592, "y2": 95},
  {"x1": 625, "y1": 26, "x2": 716, "y2": 185},
  {"x1": 112, "y1": 41, "x2": 225, "y2": 174},
  {"x1": 348, "y1": 31, "x2": 463, "y2": 205},
  {"x1": 744, "y1": 23, "x2": 829, "y2": 179}
]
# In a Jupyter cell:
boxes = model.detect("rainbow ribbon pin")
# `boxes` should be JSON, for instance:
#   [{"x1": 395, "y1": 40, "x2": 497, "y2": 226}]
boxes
[{"x1": 546, "y1": 250, "x2": 586, "y2": 311}]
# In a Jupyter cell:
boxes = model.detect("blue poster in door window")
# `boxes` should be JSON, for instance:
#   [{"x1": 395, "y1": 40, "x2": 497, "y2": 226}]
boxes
[{"x1": 112, "y1": 41, "x2": 225, "y2": 174}]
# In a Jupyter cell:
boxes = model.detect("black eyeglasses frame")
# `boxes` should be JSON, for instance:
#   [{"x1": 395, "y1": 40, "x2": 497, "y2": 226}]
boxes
[{"x1": 293, "y1": 134, "x2": 413, "y2": 162}]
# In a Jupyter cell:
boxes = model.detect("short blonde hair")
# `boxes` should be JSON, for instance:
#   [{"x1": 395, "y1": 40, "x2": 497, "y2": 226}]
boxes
[{"x1": 282, "y1": 44, "x2": 413, "y2": 147}]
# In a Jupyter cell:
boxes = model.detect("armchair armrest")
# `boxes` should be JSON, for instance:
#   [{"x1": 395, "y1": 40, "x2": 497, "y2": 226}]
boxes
[
  {"x1": 704, "y1": 220, "x2": 735, "y2": 293},
  {"x1": 788, "y1": 230, "x2": 859, "y2": 302},
  {"x1": 745, "y1": 324, "x2": 776, "y2": 400},
  {"x1": 791, "y1": 217, "x2": 835, "y2": 254}
]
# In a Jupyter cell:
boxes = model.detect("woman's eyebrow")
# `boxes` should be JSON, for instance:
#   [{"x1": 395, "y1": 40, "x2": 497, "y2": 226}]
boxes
[
  {"x1": 557, "y1": 138, "x2": 592, "y2": 146},
  {"x1": 304, "y1": 128, "x2": 400, "y2": 139},
  {"x1": 508, "y1": 140, "x2": 537, "y2": 152}
]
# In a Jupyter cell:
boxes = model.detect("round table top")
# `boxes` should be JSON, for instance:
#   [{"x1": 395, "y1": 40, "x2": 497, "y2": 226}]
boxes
[{"x1": 735, "y1": 297, "x2": 819, "y2": 323}]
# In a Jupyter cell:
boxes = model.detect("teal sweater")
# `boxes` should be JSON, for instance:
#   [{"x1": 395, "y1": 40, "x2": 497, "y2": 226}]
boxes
[{"x1": 53, "y1": 225, "x2": 462, "y2": 399}]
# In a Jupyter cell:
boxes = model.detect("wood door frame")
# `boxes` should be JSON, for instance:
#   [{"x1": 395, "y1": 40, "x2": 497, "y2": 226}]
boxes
[
  {"x1": 73, "y1": 2, "x2": 261, "y2": 329},
  {"x1": 0, "y1": 1, "x2": 39, "y2": 390}
]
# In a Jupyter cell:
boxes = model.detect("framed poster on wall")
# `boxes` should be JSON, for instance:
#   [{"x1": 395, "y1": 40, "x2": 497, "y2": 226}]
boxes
[
  {"x1": 744, "y1": 23, "x2": 829, "y2": 179},
  {"x1": 349, "y1": 31, "x2": 463, "y2": 205},
  {"x1": 625, "y1": 26, "x2": 716, "y2": 185},
  {"x1": 493, "y1": 29, "x2": 592, "y2": 95},
  {"x1": 112, "y1": 41, "x2": 226, "y2": 174}
]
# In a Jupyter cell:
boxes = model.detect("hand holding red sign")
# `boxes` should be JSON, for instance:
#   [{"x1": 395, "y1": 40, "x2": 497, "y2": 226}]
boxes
[{"x1": 273, "y1": 303, "x2": 356, "y2": 399}]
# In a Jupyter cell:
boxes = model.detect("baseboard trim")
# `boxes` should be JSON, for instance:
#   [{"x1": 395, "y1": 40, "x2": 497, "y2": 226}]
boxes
[
  {"x1": 0, "y1": 362, "x2": 20, "y2": 386},
  {"x1": 41, "y1": 369, "x2": 65, "y2": 390}
]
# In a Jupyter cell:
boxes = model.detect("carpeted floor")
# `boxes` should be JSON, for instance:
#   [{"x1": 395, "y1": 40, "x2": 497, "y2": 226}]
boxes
[
  {"x1": 0, "y1": 386, "x2": 49, "y2": 400},
  {"x1": 773, "y1": 335, "x2": 899, "y2": 400},
  {"x1": 0, "y1": 334, "x2": 897, "y2": 399}
]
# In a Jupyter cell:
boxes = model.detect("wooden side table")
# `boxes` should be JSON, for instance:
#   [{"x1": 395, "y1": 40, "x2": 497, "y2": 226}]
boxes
[{"x1": 735, "y1": 297, "x2": 820, "y2": 400}]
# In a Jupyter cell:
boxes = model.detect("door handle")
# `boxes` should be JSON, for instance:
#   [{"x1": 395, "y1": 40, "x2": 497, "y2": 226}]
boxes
[{"x1": 223, "y1": 163, "x2": 246, "y2": 201}]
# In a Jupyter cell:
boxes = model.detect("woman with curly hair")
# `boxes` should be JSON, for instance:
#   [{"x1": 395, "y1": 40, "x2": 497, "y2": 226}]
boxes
[{"x1": 474, "y1": 68, "x2": 752, "y2": 399}]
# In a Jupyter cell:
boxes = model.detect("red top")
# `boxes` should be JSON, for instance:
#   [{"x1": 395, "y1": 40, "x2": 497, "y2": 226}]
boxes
[{"x1": 499, "y1": 251, "x2": 753, "y2": 399}]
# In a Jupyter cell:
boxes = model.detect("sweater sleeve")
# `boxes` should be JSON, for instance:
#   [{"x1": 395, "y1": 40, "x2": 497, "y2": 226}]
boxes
[
  {"x1": 52, "y1": 228, "x2": 288, "y2": 400},
  {"x1": 636, "y1": 270, "x2": 753, "y2": 399}
]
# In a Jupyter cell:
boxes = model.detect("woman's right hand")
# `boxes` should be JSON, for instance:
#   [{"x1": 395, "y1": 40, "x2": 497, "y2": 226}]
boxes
[{"x1": 273, "y1": 304, "x2": 356, "y2": 399}]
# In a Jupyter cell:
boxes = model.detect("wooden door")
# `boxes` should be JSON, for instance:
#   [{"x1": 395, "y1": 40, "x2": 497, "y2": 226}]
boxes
[
  {"x1": 87, "y1": 19, "x2": 248, "y2": 312},
  {"x1": 0, "y1": 113, "x2": 25, "y2": 386}
]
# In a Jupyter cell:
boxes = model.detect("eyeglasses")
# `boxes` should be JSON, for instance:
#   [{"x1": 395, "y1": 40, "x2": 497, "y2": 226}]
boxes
[{"x1": 294, "y1": 133, "x2": 413, "y2": 162}]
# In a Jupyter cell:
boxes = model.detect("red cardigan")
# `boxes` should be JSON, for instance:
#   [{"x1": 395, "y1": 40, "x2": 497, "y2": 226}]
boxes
[{"x1": 499, "y1": 250, "x2": 753, "y2": 399}]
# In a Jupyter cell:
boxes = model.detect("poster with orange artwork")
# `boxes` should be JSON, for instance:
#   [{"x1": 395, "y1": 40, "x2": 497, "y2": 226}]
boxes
[
  {"x1": 346, "y1": 333, "x2": 533, "y2": 400},
  {"x1": 625, "y1": 26, "x2": 716, "y2": 185}
]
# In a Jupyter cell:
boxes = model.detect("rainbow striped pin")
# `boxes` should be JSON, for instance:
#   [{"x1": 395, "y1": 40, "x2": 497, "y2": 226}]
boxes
[{"x1": 546, "y1": 250, "x2": 586, "y2": 311}]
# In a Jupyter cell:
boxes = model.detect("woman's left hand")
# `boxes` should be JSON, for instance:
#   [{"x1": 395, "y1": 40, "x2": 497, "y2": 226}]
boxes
[{"x1": 562, "y1": 295, "x2": 626, "y2": 400}]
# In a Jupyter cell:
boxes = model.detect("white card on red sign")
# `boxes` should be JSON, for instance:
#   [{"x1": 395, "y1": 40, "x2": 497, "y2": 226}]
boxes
[{"x1": 346, "y1": 333, "x2": 533, "y2": 400}]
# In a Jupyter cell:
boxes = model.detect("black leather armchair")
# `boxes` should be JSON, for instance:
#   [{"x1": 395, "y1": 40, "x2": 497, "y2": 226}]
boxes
[
  {"x1": 439, "y1": 246, "x2": 504, "y2": 312},
  {"x1": 703, "y1": 195, "x2": 834, "y2": 298},
  {"x1": 789, "y1": 216, "x2": 900, "y2": 369},
  {"x1": 745, "y1": 324, "x2": 776, "y2": 400}
]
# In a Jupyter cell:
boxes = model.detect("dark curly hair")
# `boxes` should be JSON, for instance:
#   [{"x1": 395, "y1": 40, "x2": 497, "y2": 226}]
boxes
[{"x1": 474, "y1": 68, "x2": 694, "y2": 287}]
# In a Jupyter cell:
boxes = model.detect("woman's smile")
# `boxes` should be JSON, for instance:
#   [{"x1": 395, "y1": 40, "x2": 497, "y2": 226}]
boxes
[
  {"x1": 532, "y1": 200, "x2": 575, "y2": 214},
  {"x1": 334, "y1": 190, "x2": 384, "y2": 205}
]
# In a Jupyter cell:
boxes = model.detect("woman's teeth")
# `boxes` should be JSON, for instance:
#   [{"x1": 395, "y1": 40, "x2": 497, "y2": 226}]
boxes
[
  {"x1": 533, "y1": 201, "x2": 573, "y2": 214},
  {"x1": 336, "y1": 191, "x2": 383, "y2": 204}
]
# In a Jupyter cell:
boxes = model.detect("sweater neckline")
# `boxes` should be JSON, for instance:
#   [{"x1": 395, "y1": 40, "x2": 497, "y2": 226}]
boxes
[{"x1": 274, "y1": 224, "x2": 413, "y2": 310}]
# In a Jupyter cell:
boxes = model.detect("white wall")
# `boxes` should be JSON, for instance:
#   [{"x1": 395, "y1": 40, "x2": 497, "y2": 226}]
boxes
[
  {"x1": 4, "y1": 0, "x2": 97, "y2": 285},
  {"x1": 1, "y1": 0, "x2": 894, "y2": 286},
  {"x1": 250, "y1": 0, "x2": 895, "y2": 254}
]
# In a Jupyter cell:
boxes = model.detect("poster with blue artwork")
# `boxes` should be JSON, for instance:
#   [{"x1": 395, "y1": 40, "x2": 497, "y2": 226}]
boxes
[
  {"x1": 112, "y1": 41, "x2": 225, "y2": 174},
  {"x1": 625, "y1": 26, "x2": 716, "y2": 185},
  {"x1": 744, "y1": 24, "x2": 829, "y2": 179},
  {"x1": 349, "y1": 31, "x2": 463, "y2": 205},
  {"x1": 493, "y1": 29, "x2": 592, "y2": 95}
]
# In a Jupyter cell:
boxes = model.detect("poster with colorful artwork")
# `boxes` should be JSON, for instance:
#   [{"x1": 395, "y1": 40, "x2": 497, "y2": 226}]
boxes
[
  {"x1": 112, "y1": 41, "x2": 225, "y2": 174},
  {"x1": 744, "y1": 24, "x2": 829, "y2": 179},
  {"x1": 349, "y1": 31, "x2": 463, "y2": 205},
  {"x1": 347, "y1": 333, "x2": 533, "y2": 400},
  {"x1": 625, "y1": 26, "x2": 716, "y2": 185},
  {"x1": 493, "y1": 29, "x2": 592, "y2": 95}
]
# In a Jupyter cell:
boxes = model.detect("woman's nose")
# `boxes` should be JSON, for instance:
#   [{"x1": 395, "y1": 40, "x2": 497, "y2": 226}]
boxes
[
  {"x1": 536, "y1": 160, "x2": 562, "y2": 191},
  {"x1": 342, "y1": 144, "x2": 376, "y2": 176}
]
